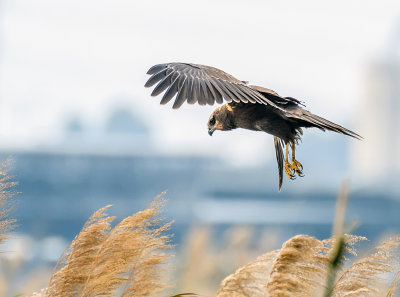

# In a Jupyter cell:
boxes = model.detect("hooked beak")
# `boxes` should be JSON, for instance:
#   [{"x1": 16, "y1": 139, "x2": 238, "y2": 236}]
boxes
[{"x1": 208, "y1": 126, "x2": 215, "y2": 136}]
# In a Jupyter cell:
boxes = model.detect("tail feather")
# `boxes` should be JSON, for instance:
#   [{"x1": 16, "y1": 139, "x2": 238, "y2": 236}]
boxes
[
  {"x1": 274, "y1": 136, "x2": 284, "y2": 191},
  {"x1": 301, "y1": 113, "x2": 362, "y2": 140}
]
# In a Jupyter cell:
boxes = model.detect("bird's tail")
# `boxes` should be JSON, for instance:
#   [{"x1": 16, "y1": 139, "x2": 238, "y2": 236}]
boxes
[
  {"x1": 300, "y1": 112, "x2": 362, "y2": 140},
  {"x1": 274, "y1": 136, "x2": 284, "y2": 191}
]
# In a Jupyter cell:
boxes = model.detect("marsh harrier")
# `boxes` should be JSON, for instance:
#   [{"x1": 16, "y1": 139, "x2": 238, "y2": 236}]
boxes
[{"x1": 145, "y1": 63, "x2": 361, "y2": 190}]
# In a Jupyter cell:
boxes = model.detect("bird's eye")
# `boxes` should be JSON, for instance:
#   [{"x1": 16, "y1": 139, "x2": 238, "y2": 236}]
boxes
[{"x1": 209, "y1": 117, "x2": 216, "y2": 126}]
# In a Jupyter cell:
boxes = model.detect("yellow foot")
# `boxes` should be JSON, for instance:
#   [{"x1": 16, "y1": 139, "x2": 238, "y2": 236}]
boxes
[
  {"x1": 291, "y1": 159, "x2": 304, "y2": 177},
  {"x1": 284, "y1": 161, "x2": 296, "y2": 180}
]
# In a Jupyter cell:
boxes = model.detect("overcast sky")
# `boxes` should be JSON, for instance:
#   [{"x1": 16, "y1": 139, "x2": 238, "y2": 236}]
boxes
[{"x1": 0, "y1": 0, "x2": 399, "y2": 165}]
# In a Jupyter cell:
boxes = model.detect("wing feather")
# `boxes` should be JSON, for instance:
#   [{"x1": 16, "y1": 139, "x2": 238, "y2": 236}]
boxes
[
  {"x1": 151, "y1": 71, "x2": 174, "y2": 96},
  {"x1": 208, "y1": 78, "x2": 229, "y2": 103},
  {"x1": 226, "y1": 83, "x2": 249, "y2": 103},
  {"x1": 247, "y1": 88, "x2": 266, "y2": 104},
  {"x1": 230, "y1": 84, "x2": 256, "y2": 103},
  {"x1": 213, "y1": 78, "x2": 236, "y2": 102},
  {"x1": 173, "y1": 76, "x2": 189, "y2": 109},
  {"x1": 186, "y1": 76, "x2": 196, "y2": 105},
  {"x1": 160, "y1": 75, "x2": 179, "y2": 105},
  {"x1": 189, "y1": 78, "x2": 201, "y2": 105},
  {"x1": 206, "y1": 85, "x2": 215, "y2": 105},
  {"x1": 201, "y1": 68, "x2": 224, "y2": 104},
  {"x1": 146, "y1": 64, "x2": 167, "y2": 75},
  {"x1": 213, "y1": 88, "x2": 223, "y2": 104},
  {"x1": 145, "y1": 68, "x2": 167, "y2": 87},
  {"x1": 198, "y1": 79, "x2": 209, "y2": 106},
  {"x1": 221, "y1": 82, "x2": 240, "y2": 103},
  {"x1": 204, "y1": 80, "x2": 217, "y2": 105},
  {"x1": 208, "y1": 79, "x2": 223, "y2": 104}
]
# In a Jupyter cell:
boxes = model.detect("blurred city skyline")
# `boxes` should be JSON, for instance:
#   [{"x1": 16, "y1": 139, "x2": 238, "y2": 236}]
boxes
[
  {"x1": 352, "y1": 31, "x2": 400, "y2": 187},
  {"x1": 0, "y1": 1, "x2": 399, "y2": 168}
]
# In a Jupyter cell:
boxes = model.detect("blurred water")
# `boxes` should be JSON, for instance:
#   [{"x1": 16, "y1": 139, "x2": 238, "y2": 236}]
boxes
[{"x1": 2, "y1": 152, "x2": 398, "y2": 244}]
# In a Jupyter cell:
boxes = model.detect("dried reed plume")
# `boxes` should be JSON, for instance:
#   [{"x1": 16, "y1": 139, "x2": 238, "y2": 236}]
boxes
[
  {"x1": 215, "y1": 233, "x2": 400, "y2": 297},
  {"x1": 331, "y1": 236, "x2": 400, "y2": 297},
  {"x1": 45, "y1": 193, "x2": 172, "y2": 297},
  {"x1": 267, "y1": 235, "x2": 332, "y2": 297},
  {"x1": 269, "y1": 234, "x2": 366, "y2": 297},
  {"x1": 216, "y1": 249, "x2": 279, "y2": 297},
  {"x1": 0, "y1": 158, "x2": 17, "y2": 246}
]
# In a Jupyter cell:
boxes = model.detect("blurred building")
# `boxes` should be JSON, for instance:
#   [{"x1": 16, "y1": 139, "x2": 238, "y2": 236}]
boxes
[
  {"x1": 352, "y1": 24, "x2": 400, "y2": 189},
  {"x1": 61, "y1": 104, "x2": 153, "y2": 154}
]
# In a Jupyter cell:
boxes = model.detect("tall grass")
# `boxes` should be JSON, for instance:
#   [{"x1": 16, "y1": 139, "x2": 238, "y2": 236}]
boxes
[
  {"x1": 30, "y1": 193, "x2": 400, "y2": 297},
  {"x1": 0, "y1": 159, "x2": 17, "y2": 297},
  {"x1": 216, "y1": 233, "x2": 400, "y2": 297},
  {"x1": 216, "y1": 249, "x2": 279, "y2": 297},
  {"x1": 216, "y1": 183, "x2": 400, "y2": 297},
  {"x1": 0, "y1": 159, "x2": 17, "y2": 246},
  {"x1": 44, "y1": 194, "x2": 172, "y2": 297}
]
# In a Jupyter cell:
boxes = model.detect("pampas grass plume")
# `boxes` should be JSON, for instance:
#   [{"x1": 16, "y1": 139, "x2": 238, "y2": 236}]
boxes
[{"x1": 45, "y1": 193, "x2": 172, "y2": 297}]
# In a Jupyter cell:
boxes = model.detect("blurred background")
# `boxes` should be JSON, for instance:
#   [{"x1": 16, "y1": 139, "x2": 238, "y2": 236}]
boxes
[{"x1": 0, "y1": 0, "x2": 400, "y2": 295}]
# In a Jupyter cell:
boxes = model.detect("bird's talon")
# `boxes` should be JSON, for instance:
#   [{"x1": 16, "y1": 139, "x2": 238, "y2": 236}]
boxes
[
  {"x1": 284, "y1": 161, "x2": 296, "y2": 179},
  {"x1": 291, "y1": 159, "x2": 304, "y2": 177}
]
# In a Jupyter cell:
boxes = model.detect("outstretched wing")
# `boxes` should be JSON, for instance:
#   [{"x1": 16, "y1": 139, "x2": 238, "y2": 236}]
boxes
[{"x1": 145, "y1": 63, "x2": 288, "y2": 110}]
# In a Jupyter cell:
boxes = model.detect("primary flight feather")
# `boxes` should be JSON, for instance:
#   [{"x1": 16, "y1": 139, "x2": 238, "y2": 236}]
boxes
[{"x1": 145, "y1": 62, "x2": 362, "y2": 190}]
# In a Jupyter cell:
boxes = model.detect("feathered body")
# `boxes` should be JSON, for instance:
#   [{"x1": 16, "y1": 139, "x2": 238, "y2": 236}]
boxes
[
  {"x1": 145, "y1": 62, "x2": 361, "y2": 189},
  {"x1": 211, "y1": 103, "x2": 302, "y2": 142}
]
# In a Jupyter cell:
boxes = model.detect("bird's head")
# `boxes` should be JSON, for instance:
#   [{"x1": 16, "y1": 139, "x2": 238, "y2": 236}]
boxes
[{"x1": 207, "y1": 105, "x2": 234, "y2": 136}]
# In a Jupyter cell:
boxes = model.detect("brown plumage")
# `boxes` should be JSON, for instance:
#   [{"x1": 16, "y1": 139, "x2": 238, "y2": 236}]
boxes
[{"x1": 145, "y1": 63, "x2": 362, "y2": 190}]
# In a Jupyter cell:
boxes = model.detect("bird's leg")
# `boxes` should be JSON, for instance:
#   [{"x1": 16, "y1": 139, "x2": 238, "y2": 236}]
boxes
[
  {"x1": 284, "y1": 142, "x2": 296, "y2": 180},
  {"x1": 290, "y1": 142, "x2": 304, "y2": 177}
]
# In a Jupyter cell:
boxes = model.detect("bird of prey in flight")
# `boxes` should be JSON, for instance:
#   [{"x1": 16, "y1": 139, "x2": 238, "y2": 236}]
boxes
[{"x1": 145, "y1": 63, "x2": 361, "y2": 190}]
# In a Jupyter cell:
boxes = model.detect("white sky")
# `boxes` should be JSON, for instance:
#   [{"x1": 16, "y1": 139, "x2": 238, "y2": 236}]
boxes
[{"x1": 0, "y1": 0, "x2": 399, "y2": 165}]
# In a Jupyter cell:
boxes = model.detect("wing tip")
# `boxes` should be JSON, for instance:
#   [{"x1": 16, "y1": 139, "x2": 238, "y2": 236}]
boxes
[
  {"x1": 146, "y1": 63, "x2": 167, "y2": 75},
  {"x1": 351, "y1": 131, "x2": 364, "y2": 140},
  {"x1": 172, "y1": 97, "x2": 187, "y2": 109},
  {"x1": 150, "y1": 90, "x2": 159, "y2": 97},
  {"x1": 160, "y1": 100, "x2": 169, "y2": 106}
]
